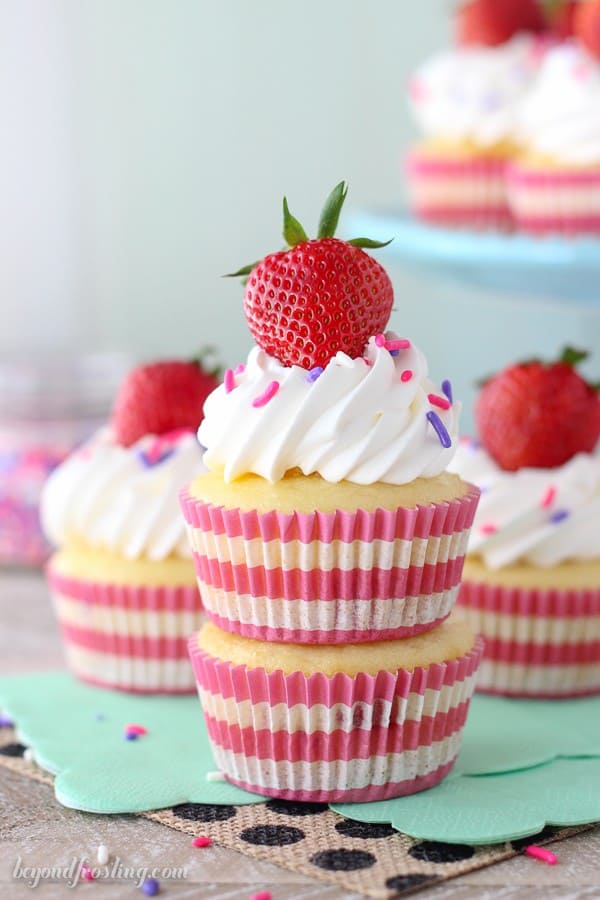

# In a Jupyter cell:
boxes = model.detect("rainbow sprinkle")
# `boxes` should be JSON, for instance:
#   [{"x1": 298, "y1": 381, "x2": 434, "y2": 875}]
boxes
[
  {"x1": 428, "y1": 392, "x2": 451, "y2": 411},
  {"x1": 426, "y1": 411, "x2": 451, "y2": 448},
  {"x1": 550, "y1": 509, "x2": 569, "y2": 525},
  {"x1": 385, "y1": 338, "x2": 411, "y2": 351},
  {"x1": 480, "y1": 523, "x2": 497, "y2": 535},
  {"x1": 525, "y1": 845, "x2": 558, "y2": 865},
  {"x1": 192, "y1": 836, "x2": 212, "y2": 848},
  {"x1": 224, "y1": 369, "x2": 236, "y2": 393},
  {"x1": 400, "y1": 369, "x2": 413, "y2": 382},
  {"x1": 441, "y1": 379, "x2": 453, "y2": 404},
  {"x1": 80, "y1": 865, "x2": 94, "y2": 882},
  {"x1": 375, "y1": 333, "x2": 386, "y2": 347},
  {"x1": 235, "y1": 363, "x2": 245, "y2": 374},
  {"x1": 306, "y1": 366, "x2": 324, "y2": 383},
  {"x1": 124, "y1": 723, "x2": 147, "y2": 737},
  {"x1": 541, "y1": 485, "x2": 557, "y2": 508},
  {"x1": 252, "y1": 381, "x2": 280, "y2": 408}
]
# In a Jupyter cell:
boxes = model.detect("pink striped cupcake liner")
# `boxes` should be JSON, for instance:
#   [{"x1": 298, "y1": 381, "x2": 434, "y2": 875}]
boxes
[
  {"x1": 459, "y1": 579, "x2": 600, "y2": 698},
  {"x1": 47, "y1": 560, "x2": 204, "y2": 694},
  {"x1": 406, "y1": 150, "x2": 512, "y2": 230},
  {"x1": 180, "y1": 485, "x2": 479, "y2": 644},
  {"x1": 507, "y1": 162, "x2": 600, "y2": 235},
  {"x1": 188, "y1": 632, "x2": 483, "y2": 802}
]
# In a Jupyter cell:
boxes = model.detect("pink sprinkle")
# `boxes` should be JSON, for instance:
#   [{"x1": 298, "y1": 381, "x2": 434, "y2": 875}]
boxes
[
  {"x1": 364, "y1": 358, "x2": 372, "y2": 367},
  {"x1": 249, "y1": 893, "x2": 272, "y2": 900},
  {"x1": 224, "y1": 368, "x2": 236, "y2": 393},
  {"x1": 385, "y1": 338, "x2": 411, "y2": 351},
  {"x1": 541, "y1": 485, "x2": 557, "y2": 508},
  {"x1": 235, "y1": 363, "x2": 245, "y2": 374},
  {"x1": 428, "y1": 393, "x2": 451, "y2": 410},
  {"x1": 375, "y1": 333, "x2": 386, "y2": 347},
  {"x1": 401, "y1": 369, "x2": 413, "y2": 382},
  {"x1": 525, "y1": 845, "x2": 557, "y2": 865},
  {"x1": 252, "y1": 381, "x2": 280, "y2": 408},
  {"x1": 480, "y1": 523, "x2": 497, "y2": 535},
  {"x1": 81, "y1": 865, "x2": 94, "y2": 881},
  {"x1": 124, "y1": 723, "x2": 147, "y2": 736},
  {"x1": 192, "y1": 836, "x2": 212, "y2": 848}
]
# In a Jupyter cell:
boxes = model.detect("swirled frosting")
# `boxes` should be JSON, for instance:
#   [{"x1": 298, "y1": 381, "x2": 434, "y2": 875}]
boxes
[
  {"x1": 409, "y1": 34, "x2": 543, "y2": 147},
  {"x1": 516, "y1": 42, "x2": 600, "y2": 165},
  {"x1": 198, "y1": 334, "x2": 460, "y2": 485},
  {"x1": 448, "y1": 439, "x2": 600, "y2": 568},
  {"x1": 41, "y1": 428, "x2": 206, "y2": 560}
]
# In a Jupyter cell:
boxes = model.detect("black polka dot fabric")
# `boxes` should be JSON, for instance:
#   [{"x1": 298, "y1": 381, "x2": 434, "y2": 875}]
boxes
[
  {"x1": 310, "y1": 848, "x2": 377, "y2": 871},
  {"x1": 385, "y1": 873, "x2": 438, "y2": 891},
  {"x1": 240, "y1": 824, "x2": 306, "y2": 846},
  {"x1": 335, "y1": 820, "x2": 395, "y2": 840},
  {"x1": 409, "y1": 840, "x2": 475, "y2": 863},
  {"x1": 266, "y1": 798, "x2": 328, "y2": 817},
  {"x1": 170, "y1": 802, "x2": 237, "y2": 822},
  {"x1": 0, "y1": 742, "x2": 26, "y2": 758},
  {"x1": 511, "y1": 826, "x2": 559, "y2": 851}
]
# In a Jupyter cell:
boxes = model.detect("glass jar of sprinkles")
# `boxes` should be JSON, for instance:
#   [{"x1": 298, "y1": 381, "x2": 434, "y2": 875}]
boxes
[{"x1": 0, "y1": 352, "x2": 130, "y2": 568}]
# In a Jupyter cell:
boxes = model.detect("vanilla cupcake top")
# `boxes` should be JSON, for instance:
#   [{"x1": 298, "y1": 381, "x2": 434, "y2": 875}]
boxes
[
  {"x1": 201, "y1": 183, "x2": 461, "y2": 486},
  {"x1": 516, "y1": 41, "x2": 600, "y2": 165},
  {"x1": 41, "y1": 428, "x2": 206, "y2": 560},
  {"x1": 409, "y1": 34, "x2": 542, "y2": 148},
  {"x1": 449, "y1": 440, "x2": 600, "y2": 568}
]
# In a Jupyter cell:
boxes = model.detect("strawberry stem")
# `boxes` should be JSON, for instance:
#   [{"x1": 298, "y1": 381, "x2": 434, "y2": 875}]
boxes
[
  {"x1": 560, "y1": 346, "x2": 588, "y2": 366},
  {"x1": 282, "y1": 198, "x2": 308, "y2": 247},
  {"x1": 317, "y1": 181, "x2": 348, "y2": 239}
]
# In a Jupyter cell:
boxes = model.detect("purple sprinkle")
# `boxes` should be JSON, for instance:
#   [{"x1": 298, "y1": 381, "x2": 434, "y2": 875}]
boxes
[
  {"x1": 138, "y1": 448, "x2": 175, "y2": 469},
  {"x1": 0, "y1": 714, "x2": 14, "y2": 728},
  {"x1": 124, "y1": 732, "x2": 138, "y2": 741},
  {"x1": 389, "y1": 349, "x2": 400, "y2": 357},
  {"x1": 426, "y1": 411, "x2": 452, "y2": 449},
  {"x1": 141, "y1": 878, "x2": 160, "y2": 897},
  {"x1": 550, "y1": 509, "x2": 569, "y2": 525},
  {"x1": 306, "y1": 367, "x2": 324, "y2": 383},
  {"x1": 441, "y1": 379, "x2": 453, "y2": 404}
]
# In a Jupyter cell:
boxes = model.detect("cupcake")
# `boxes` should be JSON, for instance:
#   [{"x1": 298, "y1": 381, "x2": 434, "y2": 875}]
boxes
[
  {"x1": 508, "y1": 25, "x2": 600, "y2": 235},
  {"x1": 41, "y1": 358, "x2": 219, "y2": 693},
  {"x1": 189, "y1": 614, "x2": 482, "y2": 802},
  {"x1": 182, "y1": 181, "x2": 482, "y2": 800},
  {"x1": 406, "y1": 0, "x2": 546, "y2": 230},
  {"x1": 449, "y1": 348, "x2": 600, "y2": 697}
]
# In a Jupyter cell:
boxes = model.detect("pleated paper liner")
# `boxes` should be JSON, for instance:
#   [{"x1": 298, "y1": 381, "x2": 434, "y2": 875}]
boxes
[
  {"x1": 459, "y1": 579, "x2": 600, "y2": 698},
  {"x1": 189, "y1": 634, "x2": 483, "y2": 802},
  {"x1": 180, "y1": 483, "x2": 479, "y2": 644},
  {"x1": 47, "y1": 563, "x2": 204, "y2": 693},
  {"x1": 507, "y1": 160, "x2": 600, "y2": 235}
]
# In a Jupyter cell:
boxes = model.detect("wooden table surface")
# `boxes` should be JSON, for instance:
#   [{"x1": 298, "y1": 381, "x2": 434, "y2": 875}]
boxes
[{"x1": 1, "y1": 570, "x2": 599, "y2": 900}]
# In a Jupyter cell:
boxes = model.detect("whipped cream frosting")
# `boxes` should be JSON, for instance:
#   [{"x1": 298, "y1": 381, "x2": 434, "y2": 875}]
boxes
[
  {"x1": 516, "y1": 42, "x2": 600, "y2": 165},
  {"x1": 448, "y1": 439, "x2": 600, "y2": 568},
  {"x1": 41, "y1": 428, "x2": 206, "y2": 560},
  {"x1": 409, "y1": 34, "x2": 542, "y2": 147},
  {"x1": 198, "y1": 333, "x2": 460, "y2": 485}
]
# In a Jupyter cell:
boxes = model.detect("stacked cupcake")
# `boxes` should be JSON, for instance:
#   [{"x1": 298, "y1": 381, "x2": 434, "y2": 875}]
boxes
[
  {"x1": 41, "y1": 358, "x2": 218, "y2": 693},
  {"x1": 407, "y1": 0, "x2": 600, "y2": 235},
  {"x1": 182, "y1": 184, "x2": 483, "y2": 802},
  {"x1": 449, "y1": 349, "x2": 600, "y2": 697}
]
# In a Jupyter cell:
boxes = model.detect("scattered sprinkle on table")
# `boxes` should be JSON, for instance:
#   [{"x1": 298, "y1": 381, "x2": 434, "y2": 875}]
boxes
[
  {"x1": 124, "y1": 724, "x2": 148, "y2": 736},
  {"x1": 192, "y1": 836, "x2": 212, "y2": 848},
  {"x1": 249, "y1": 892, "x2": 272, "y2": 900},
  {"x1": 97, "y1": 845, "x2": 109, "y2": 865},
  {"x1": 525, "y1": 845, "x2": 558, "y2": 865},
  {"x1": 206, "y1": 770, "x2": 226, "y2": 782},
  {"x1": 80, "y1": 864, "x2": 94, "y2": 881},
  {"x1": 141, "y1": 877, "x2": 160, "y2": 896},
  {"x1": 0, "y1": 714, "x2": 14, "y2": 727},
  {"x1": 23, "y1": 748, "x2": 34, "y2": 763}
]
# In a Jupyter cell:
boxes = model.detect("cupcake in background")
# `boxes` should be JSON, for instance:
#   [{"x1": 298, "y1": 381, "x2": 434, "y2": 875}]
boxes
[
  {"x1": 41, "y1": 357, "x2": 219, "y2": 693},
  {"x1": 508, "y1": 3, "x2": 600, "y2": 235},
  {"x1": 182, "y1": 182, "x2": 483, "y2": 801},
  {"x1": 449, "y1": 348, "x2": 600, "y2": 697},
  {"x1": 406, "y1": 0, "x2": 546, "y2": 229}
]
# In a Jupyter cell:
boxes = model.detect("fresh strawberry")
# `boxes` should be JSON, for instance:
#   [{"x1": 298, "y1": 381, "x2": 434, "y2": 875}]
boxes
[
  {"x1": 456, "y1": 0, "x2": 545, "y2": 46},
  {"x1": 476, "y1": 348, "x2": 600, "y2": 471},
  {"x1": 575, "y1": 0, "x2": 600, "y2": 58},
  {"x1": 230, "y1": 182, "x2": 393, "y2": 370},
  {"x1": 548, "y1": 0, "x2": 578, "y2": 38},
  {"x1": 112, "y1": 357, "x2": 220, "y2": 447}
]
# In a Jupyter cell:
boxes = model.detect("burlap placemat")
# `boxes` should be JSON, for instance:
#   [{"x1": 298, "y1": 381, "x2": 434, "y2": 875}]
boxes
[{"x1": 0, "y1": 729, "x2": 593, "y2": 899}]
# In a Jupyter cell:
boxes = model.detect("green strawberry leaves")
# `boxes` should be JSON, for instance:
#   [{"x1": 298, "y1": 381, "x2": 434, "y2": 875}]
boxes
[
  {"x1": 317, "y1": 181, "x2": 348, "y2": 239},
  {"x1": 560, "y1": 346, "x2": 589, "y2": 367},
  {"x1": 348, "y1": 237, "x2": 394, "y2": 249},
  {"x1": 282, "y1": 197, "x2": 309, "y2": 247}
]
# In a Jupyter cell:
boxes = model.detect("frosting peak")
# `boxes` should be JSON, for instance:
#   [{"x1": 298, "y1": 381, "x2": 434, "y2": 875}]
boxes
[{"x1": 198, "y1": 334, "x2": 460, "y2": 485}]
